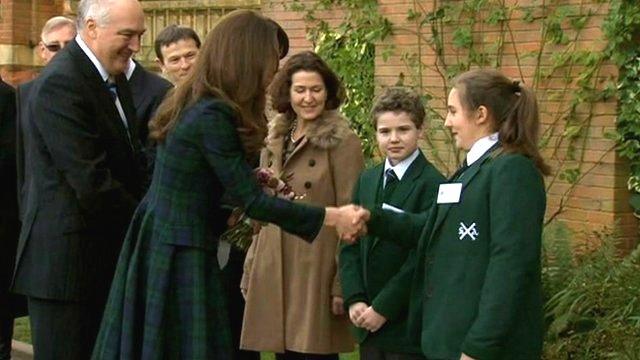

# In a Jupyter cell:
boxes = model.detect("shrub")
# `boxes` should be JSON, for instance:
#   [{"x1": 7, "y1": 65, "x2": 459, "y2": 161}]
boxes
[{"x1": 542, "y1": 224, "x2": 640, "y2": 359}]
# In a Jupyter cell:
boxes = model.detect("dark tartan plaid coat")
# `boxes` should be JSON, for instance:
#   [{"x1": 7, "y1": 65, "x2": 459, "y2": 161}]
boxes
[{"x1": 92, "y1": 98, "x2": 324, "y2": 360}]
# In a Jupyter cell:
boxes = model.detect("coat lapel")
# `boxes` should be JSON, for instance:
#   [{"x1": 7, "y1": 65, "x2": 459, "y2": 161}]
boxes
[
  {"x1": 362, "y1": 165, "x2": 383, "y2": 210},
  {"x1": 387, "y1": 153, "x2": 428, "y2": 207},
  {"x1": 370, "y1": 154, "x2": 427, "y2": 251},
  {"x1": 265, "y1": 135, "x2": 284, "y2": 174},
  {"x1": 282, "y1": 136, "x2": 308, "y2": 169},
  {"x1": 360, "y1": 165, "x2": 383, "y2": 266},
  {"x1": 425, "y1": 145, "x2": 499, "y2": 248},
  {"x1": 115, "y1": 73, "x2": 139, "y2": 151}
]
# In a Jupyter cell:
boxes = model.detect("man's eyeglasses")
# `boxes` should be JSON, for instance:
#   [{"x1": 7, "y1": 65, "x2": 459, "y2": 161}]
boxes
[
  {"x1": 43, "y1": 43, "x2": 62, "y2": 52},
  {"x1": 42, "y1": 40, "x2": 71, "y2": 53}
]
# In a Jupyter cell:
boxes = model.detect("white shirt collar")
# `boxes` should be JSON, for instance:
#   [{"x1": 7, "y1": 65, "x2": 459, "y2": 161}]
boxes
[
  {"x1": 384, "y1": 148, "x2": 421, "y2": 181},
  {"x1": 125, "y1": 58, "x2": 136, "y2": 80},
  {"x1": 466, "y1": 132, "x2": 499, "y2": 166},
  {"x1": 76, "y1": 34, "x2": 110, "y2": 82}
]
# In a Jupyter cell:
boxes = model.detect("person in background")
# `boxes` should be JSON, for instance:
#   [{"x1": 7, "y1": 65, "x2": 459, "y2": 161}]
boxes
[
  {"x1": 126, "y1": 58, "x2": 172, "y2": 146},
  {"x1": 17, "y1": 15, "x2": 78, "y2": 215},
  {"x1": 0, "y1": 77, "x2": 19, "y2": 360},
  {"x1": 92, "y1": 11, "x2": 364, "y2": 359},
  {"x1": 340, "y1": 87, "x2": 444, "y2": 360},
  {"x1": 241, "y1": 51, "x2": 362, "y2": 360},
  {"x1": 37, "y1": 16, "x2": 77, "y2": 65},
  {"x1": 12, "y1": 0, "x2": 147, "y2": 358},
  {"x1": 154, "y1": 24, "x2": 200, "y2": 85},
  {"x1": 125, "y1": 58, "x2": 172, "y2": 187},
  {"x1": 6, "y1": 15, "x2": 77, "y2": 357}
]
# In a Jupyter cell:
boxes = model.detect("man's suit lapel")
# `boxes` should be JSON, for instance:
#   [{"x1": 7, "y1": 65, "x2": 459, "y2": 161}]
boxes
[
  {"x1": 69, "y1": 40, "x2": 134, "y2": 153},
  {"x1": 115, "y1": 73, "x2": 140, "y2": 151},
  {"x1": 426, "y1": 146, "x2": 497, "y2": 248}
]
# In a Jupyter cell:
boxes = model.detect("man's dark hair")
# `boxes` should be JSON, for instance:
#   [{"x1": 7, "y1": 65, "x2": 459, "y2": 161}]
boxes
[{"x1": 154, "y1": 25, "x2": 201, "y2": 62}]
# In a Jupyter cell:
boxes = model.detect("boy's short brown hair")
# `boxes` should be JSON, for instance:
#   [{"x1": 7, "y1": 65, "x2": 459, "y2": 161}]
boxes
[{"x1": 371, "y1": 87, "x2": 426, "y2": 129}]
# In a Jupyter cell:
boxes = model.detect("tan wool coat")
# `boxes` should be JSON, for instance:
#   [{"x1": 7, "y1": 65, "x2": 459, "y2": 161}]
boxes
[{"x1": 240, "y1": 110, "x2": 364, "y2": 354}]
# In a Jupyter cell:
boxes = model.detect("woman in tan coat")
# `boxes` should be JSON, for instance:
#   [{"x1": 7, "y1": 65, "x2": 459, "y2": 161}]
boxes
[{"x1": 240, "y1": 51, "x2": 363, "y2": 359}]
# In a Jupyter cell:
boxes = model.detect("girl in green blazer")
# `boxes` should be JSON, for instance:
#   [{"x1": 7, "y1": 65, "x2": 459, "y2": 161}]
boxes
[{"x1": 363, "y1": 69, "x2": 550, "y2": 360}]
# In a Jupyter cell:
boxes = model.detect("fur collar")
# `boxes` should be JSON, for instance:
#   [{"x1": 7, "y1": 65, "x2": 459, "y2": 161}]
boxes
[{"x1": 267, "y1": 110, "x2": 352, "y2": 150}]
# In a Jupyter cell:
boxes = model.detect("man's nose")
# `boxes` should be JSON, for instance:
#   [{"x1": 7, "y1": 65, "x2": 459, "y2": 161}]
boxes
[
  {"x1": 128, "y1": 35, "x2": 141, "y2": 53},
  {"x1": 179, "y1": 58, "x2": 190, "y2": 69}
]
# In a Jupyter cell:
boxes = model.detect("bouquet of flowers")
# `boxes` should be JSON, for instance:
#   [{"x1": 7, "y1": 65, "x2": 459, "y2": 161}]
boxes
[{"x1": 219, "y1": 168, "x2": 304, "y2": 250}]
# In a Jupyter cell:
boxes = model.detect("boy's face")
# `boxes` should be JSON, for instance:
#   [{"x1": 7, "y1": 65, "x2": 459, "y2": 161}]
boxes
[{"x1": 376, "y1": 111, "x2": 422, "y2": 166}]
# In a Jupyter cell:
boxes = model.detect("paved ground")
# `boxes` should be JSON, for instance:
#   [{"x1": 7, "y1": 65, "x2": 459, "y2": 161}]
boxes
[{"x1": 10, "y1": 340, "x2": 33, "y2": 360}]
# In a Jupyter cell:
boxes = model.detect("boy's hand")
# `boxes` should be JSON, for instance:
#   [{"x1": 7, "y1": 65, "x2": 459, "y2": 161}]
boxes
[
  {"x1": 348, "y1": 302, "x2": 368, "y2": 326},
  {"x1": 357, "y1": 306, "x2": 387, "y2": 332},
  {"x1": 331, "y1": 296, "x2": 345, "y2": 316}
]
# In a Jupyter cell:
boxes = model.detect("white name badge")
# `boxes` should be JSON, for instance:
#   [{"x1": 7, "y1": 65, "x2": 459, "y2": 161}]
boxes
[{"x1": 437, "y1": 183, "x2": 463, "y2": 204}]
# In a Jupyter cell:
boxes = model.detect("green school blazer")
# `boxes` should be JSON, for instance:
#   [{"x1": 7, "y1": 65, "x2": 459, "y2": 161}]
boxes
[
  {"x1": 340, "y1": 153, "x2": 444, "y2": 353},
  {"x1": 368, "y1": 147, "x2": 546, "y2": 360}
]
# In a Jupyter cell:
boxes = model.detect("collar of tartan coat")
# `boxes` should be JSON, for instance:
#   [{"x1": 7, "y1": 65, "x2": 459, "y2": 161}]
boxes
[{"x1": 267, "y1": 110, "x2": 352, "y2": 150}]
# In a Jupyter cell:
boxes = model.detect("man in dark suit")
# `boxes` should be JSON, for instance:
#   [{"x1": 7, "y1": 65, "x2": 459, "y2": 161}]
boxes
[
  {"x1": 125, "y1": 59, "x2": 172, "y2": 182},
  {"x1": 126, "y1": 60, "x2": 171, "y2": 144},
  {"x1": 17, "y1": 16, "x2": 77, "y2": 220},
  {"x1": 12, "y1": 0, "x2": 146, "y2": 358},
  {"x1": 0, "y1": 78, "x2": 20, "y2": 360}
]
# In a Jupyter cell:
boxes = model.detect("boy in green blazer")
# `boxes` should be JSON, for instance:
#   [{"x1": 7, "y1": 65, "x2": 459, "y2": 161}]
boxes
[{"x1": 340, "y1": 87, "x2": 444, "y2": 360}]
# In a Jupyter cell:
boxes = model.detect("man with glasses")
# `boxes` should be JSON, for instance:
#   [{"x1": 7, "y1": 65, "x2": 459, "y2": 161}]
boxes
[
  {"x1": 12, "y1": 0, "x2": 146, "y2": 358},
  {"x1": 38, "y1": 16, "x2": 77, "y2": 65},
  {"x1": 2, "y1": 15, "x2": 76, "y2": 359},
  {"x1": 0, "y1": 77, "x2": 19, "y2": 360}
]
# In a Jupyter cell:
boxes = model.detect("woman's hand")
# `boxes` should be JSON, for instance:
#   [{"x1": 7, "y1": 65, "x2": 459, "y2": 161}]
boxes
[
  {"x1": 331, "y1": 296, "x2": 345, "y2": 316},
  {"x1": 460, "y1": 353, "x2": 476, "y2": 360},
  {"x1": 348, "y1": 302, "x2": 368, "y2": 326}
]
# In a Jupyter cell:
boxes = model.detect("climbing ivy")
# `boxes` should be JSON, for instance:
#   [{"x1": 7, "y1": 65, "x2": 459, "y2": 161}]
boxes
[
  {"x1": 603, "y1": 0, "x2": 640, "y2": 214},
  {"x1": 288, "y1": 0, "x2": 620, "y2": 224}
]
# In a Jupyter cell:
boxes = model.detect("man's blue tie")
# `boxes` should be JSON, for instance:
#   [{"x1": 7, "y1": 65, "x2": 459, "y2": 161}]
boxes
[{"x1": 106, "y1": 80, "x2": 118, "y2": 101}]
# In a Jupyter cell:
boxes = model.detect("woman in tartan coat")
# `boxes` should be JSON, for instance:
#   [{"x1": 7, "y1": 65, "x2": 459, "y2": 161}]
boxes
[{"x1": 92, "y1": 10, "x2": 363, "y2": 360}]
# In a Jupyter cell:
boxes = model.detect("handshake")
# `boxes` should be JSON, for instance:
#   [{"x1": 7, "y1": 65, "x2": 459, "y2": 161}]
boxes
[{"x1": 325, "y1": 204, "x2": 370, "y2": 244}]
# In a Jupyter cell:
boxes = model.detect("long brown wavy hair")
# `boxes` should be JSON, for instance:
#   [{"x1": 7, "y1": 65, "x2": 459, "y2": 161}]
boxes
[
  {"x1": 149, "y1": 10, "x2": 289, "y2": 156},
  {"x1": 452, "y1": 69, "x2": 551, "y2": 175}
]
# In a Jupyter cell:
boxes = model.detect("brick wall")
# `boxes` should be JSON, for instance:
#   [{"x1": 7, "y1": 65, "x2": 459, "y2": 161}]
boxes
[
  {"x1": 0, "y1": 0, "x2": 68, "y2": 85},
  {"x1": 0, "y1": 0, "x2": 633, "y2": 244},
  {"x1": 264, "y1": 0, "x2": 636, "y2": 245}
]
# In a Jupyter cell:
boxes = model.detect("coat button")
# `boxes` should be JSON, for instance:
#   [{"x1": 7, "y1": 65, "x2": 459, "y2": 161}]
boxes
[
  {"x1": 308, "y1": 159, "x2": 316, "y2": 167},
  {"x1": 304, "y1": 181, "x2": 312, "y2": 189},
  {"x1": 425, "y1": 285, "x2": 434, "y2": 298}
]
